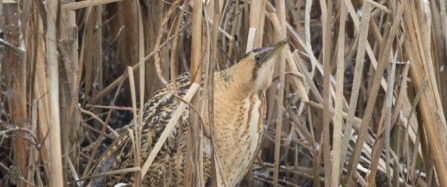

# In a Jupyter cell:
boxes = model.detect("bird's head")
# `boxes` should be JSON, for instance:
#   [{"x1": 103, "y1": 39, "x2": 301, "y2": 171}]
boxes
[{"x1": 233, "y1": 39, "x2": 289, "y2": 92}]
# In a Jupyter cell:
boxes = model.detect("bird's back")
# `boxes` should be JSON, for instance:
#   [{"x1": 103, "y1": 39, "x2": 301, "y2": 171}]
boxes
[{"x1": 88, "y1": 72, "x2": 212, "y2": 186}]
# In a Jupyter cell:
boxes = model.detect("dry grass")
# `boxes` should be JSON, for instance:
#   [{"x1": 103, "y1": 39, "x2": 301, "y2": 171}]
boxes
[{"x1": 1, "y1": 0, "x2": 447, "y2": 186}]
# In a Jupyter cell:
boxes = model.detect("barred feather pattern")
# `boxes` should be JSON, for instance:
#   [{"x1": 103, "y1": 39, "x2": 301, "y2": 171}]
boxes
[
  {"x1": 88, "y1": 54, "x2": 271, "y2": 187},
  {"x1": 89, "y1": 72, "x2": 213, "y2": 186}
]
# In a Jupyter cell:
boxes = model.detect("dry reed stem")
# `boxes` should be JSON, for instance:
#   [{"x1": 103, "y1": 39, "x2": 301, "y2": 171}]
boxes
[
  {"x1": 264, "y1": 4, "x2": 309, "y2": 104},
  {"x1": 62, "y1": 0, "x2": 124, "y2": 11},
  {"x1": 60, "y1": 0, "x2": 80, "y2": 182},
  {"x1": 0, "y1": 38, "x2": 24, "y2": 54},
  {"x1": 29, "y1": 101, "x2": 38, "y2": 186},
  {"x1": 321, "y1": 0, "x2": 333, "y2": 185},
  {"x1": 248, "y1": 0, "x2": 261, "y2": 49},
  {"x1": 402, "y1": 1, "x2": 447, "y2": 185},
  {"x1": 127, "y1": 65, "x2": 141, "y2": 186},
  {"x1": 83, "y1": 167, "x2": 141, "y2": 182},
  {"x1": 32, "y1": 16, "x2": 52, "y2": 180},
  {"x1": 272, "y1": 1, "x2": 287, "y2": 186},
  {"x1": 2, "y1": 4, "x2": 30, "y2": 187},
  {"x1": 225, "y1": 0, "x2": 240, "y2": 66},
  {"x1": 134, "y1": 0, "x2": 146, "y2": 185},
  {"x1": 78, "y1": 106, "x2": 119, "y2": 138},
  {"x1": 340, "y1": 1, "x2": 372, "y2": 169},
  {"x1": 85, "y1": 104, "x2": 135, "y2": 111},
  {"x1": 170, "y1": 0, "x2": 189, "y2": 95},
  {"x1": 78, "y1": 6, "x2": 95, "y2": 100},
  {"x1": 208, "y1": 0, "x2": 221, "y2": 186},
  {"x1": 385, "y1": 53, "x2": 401, "y2": 186},
  {"x1": 67, "y1": 156, "x2": 82, "y2": 186},
  {"x1": 153, "y1": 0, "x2": 182, "y2": 88},
  {"x1": 331, "y1": 1, "x2": 347, "y2": 185},
  {"x1": 184, "y1": 0, "x2": 205, "y2": 186},
  {"x1": 45, "y1": 0, "x2": 64, "y2": 185}
]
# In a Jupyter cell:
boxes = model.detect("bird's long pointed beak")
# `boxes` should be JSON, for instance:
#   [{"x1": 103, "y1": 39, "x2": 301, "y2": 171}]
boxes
[{"x1": 260, "y1": 38, "x2": 289, "y2": 62}]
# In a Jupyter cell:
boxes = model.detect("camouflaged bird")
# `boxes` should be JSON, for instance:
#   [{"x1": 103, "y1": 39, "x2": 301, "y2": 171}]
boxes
[{"x1": 87, "y1": 39, "x2": 288, "y2": 187}]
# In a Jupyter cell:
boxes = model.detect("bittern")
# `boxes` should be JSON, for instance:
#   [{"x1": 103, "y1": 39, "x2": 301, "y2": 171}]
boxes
[{"x1": 88, "y1": 39, "x2": 288, "y2": 187}]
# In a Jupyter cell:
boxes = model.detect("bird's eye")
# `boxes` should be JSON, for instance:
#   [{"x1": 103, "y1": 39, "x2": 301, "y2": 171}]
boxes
[{"x1": 255, "y1": 55, "x2": 261, "y2": 62}]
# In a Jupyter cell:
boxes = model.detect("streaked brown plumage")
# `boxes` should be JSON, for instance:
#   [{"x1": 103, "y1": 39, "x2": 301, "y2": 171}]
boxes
[{"x1": 87, "y1": 39, "x2": 288, "y2": 187}]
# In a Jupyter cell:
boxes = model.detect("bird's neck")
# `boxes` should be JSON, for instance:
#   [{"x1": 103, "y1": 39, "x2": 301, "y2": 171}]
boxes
[
  {"x1": 212, "y1": 67, "x2": 267, "y2": 127},
  {"x1": 216, "y1": 66, "x2": 256, "y2": 99},
  {"x1": 210, "y1": 69, "x2": 266, "y2": 186}
]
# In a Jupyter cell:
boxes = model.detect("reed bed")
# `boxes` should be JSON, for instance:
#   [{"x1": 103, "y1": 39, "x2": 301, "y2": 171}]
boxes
[{"x1": 1, "y1": 0, "x2": 447, "y2": 186}]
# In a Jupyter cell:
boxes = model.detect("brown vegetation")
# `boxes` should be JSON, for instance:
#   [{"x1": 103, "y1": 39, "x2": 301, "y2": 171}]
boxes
[{"x1": 1, "y1": 0, "x2": 447, "y2": 186}]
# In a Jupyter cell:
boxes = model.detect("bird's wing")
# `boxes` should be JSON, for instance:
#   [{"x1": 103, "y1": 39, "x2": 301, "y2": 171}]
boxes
[
  {"x1": 87, "y1": 73, "x2": 192, "y2": 186},
  {"x1": 87, "y1": 129, "x2": 133, "y2": 186}
]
